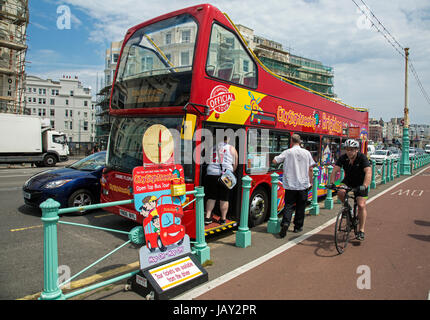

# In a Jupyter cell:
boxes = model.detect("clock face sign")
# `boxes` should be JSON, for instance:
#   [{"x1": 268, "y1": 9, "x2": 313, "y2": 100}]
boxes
[{"x1": 142, "y1": 124, "x2": 174, "y2": 164}]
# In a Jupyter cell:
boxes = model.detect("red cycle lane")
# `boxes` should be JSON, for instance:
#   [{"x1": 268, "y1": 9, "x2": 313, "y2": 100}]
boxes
[{"x1": 194, "y1": 167, "x2": 430, "y2": 300}]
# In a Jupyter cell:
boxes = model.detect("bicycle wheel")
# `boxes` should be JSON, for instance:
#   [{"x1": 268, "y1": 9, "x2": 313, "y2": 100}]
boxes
[{"x1": 334, "y1": 209, "x2": 352, "y2": 254}]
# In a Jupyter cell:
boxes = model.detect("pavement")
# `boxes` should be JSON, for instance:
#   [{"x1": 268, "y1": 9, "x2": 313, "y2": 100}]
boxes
[
  {"x1": 62, "y1": 163, "x2": 430, "y2": 301},
  {"x1": 0, "y1": 156, "x2": 82, "y2": 170}
]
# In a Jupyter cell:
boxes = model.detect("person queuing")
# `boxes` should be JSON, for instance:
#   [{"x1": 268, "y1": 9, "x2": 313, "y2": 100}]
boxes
[
  {"x1": 204, "y1": 136, "x2": 238, "y2": 225},
  {"x1": 272, "y1": 134, "x2": 316, "y2": 238}
]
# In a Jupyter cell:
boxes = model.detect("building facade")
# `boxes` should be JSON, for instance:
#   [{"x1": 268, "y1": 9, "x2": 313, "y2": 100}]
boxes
[
  {"x1": 25, "y1": 75, "x2": 96, "y2": 145},
  {"x1": 237, "y1": 24, "x2": 335, "y2": 97},
  {"x1": 0, "y1": 0, "x2": 28, "y2": 114},
  {"x1": 369, "y1": 116, "x2": 430, "y2": 148},
  {"x1": 95, "y1": 41, "x2": 123, "y2": 149}
]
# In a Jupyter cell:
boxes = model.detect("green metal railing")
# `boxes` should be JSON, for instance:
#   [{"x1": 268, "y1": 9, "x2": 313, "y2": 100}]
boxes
[
  {"x1": 38, "y1": 154, "x2": 430, "y2": 300},
  {"x1": 266, "y1": 154, "x2": 430, "y2": 235},
  {"x1": 39, "y1": 188, "x2": 209, "y2": 300}
]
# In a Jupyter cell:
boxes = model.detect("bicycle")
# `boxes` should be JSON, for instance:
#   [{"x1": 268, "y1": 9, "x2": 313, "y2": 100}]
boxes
[{"x1": 327, "y1": 185, "x2": 360, "y2": 254}]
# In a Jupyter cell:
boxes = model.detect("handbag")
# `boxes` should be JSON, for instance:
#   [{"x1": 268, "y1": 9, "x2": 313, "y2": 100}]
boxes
[
  {"x1": 219, "y1": 169, "x2": 237, "y2": 189},
  {"x1": 216, "y1": 145, "x2": 237, "y2": 189}
]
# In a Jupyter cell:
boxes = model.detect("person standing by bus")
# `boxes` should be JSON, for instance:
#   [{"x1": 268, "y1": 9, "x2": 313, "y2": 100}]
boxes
[
  {"x1": 329, "y1": 139, "x2": 371, "y2": 241},
  {"x1": 204, "y1": 136, "x2": 238, "y2": 225},
  {"x1": 272, "y1": 134, "x2": 316, "y2": 238}
]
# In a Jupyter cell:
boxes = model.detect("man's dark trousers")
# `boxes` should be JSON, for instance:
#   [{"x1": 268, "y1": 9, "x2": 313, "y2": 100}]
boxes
[{"x1": 280, "y1": 189, "x2": 308, "y2": 229}]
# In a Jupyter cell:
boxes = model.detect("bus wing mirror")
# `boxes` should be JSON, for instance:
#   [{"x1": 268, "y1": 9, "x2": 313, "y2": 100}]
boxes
[{"x1": 181, "y1": 114, "x2": 196, "y2": 140}]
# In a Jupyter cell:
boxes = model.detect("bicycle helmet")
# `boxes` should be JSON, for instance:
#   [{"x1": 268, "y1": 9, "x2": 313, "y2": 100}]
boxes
[{"x1": 344, "y1": 139, "x2": 359, "y2": 148}]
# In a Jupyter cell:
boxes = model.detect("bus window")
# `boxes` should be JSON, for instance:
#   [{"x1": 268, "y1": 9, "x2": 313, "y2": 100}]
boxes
[
  {"x1": 300, "y1": 134, "x2": 320, "y2": 163},
  {"x1": 246, "y1": 129, "x2": 290, "y2": 173},
  {"x1": 268, "y1": 131, "x2": 290, "y2": 170},
  {"x1": 112, "y1": 14, "x2": 198, "y2": 109},
  {"x1": 162, "y1": 213, "x2": 174, "y2": 228},
  {"x1": 206, "y1": 23, "x2": 257, "y2": 88},
  {"x1": 321, "y1": 136, "x2": 341, "y2": 165},
  {"x1": 247, "y1": 129, "x2": 269, "y2": 173},
  {"x1": 107, "y1": 116, "x2": 194, "y2": 181}
]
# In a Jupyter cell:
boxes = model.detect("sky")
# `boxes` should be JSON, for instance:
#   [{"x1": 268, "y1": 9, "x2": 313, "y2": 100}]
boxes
[{"x1": 27, "y1": 0, "x2": 430, "y2": 124}]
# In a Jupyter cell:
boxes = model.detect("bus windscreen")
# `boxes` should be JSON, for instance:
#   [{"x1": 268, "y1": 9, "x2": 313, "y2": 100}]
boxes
[{"x1": 111, "y1": 14, "x2": 198, "y2": 109}]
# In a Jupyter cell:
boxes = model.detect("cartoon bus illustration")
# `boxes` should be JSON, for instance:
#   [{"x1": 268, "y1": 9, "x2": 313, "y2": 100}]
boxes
[{"x1": 143, "y1": 195, "x2": 185, "y2": 252}]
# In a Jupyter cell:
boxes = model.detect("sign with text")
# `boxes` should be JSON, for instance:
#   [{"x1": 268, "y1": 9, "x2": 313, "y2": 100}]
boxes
[
  {"x1": 148, "y1": 255, "x2": 203, "y2": 291},
  {"x1": 132, "y1": 165, "x2": 186, "y2": 215},
  {"x1": 139, "y1": 234, "x2": 191, "y2": 270}
]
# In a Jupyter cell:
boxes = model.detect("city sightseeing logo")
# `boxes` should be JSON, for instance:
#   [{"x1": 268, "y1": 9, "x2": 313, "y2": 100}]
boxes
[{"x1": 207, "y1": 85, "x2": 236, "y2": 114}]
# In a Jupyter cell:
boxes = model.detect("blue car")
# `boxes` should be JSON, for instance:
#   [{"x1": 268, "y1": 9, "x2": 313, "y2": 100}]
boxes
[{"x1": 23, "y1": 151, "x2": 106, "y2": 210}]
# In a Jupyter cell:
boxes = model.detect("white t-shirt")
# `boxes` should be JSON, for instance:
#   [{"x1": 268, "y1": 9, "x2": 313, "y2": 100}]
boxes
[
  {"x1": 274, "y1": 145, "x2": 316, "y2": 190},
  {"x1": 207, "y1": 142, "x2": 235, "y2": 176}
]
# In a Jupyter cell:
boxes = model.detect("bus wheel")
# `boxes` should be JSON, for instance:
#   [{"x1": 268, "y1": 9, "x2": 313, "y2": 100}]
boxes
[
  {"x1": 176, "y1": 237, "x2": 184, "y2": 246},
  {"x1": 157, "y1": 236, "x2": 167, "y2": 252},
  {"x1": 147, "y1": 242, "x2": 156, "y2": 252},
  {"x1": 248, "y1": 187, "x2": 269, "y2": 228}
]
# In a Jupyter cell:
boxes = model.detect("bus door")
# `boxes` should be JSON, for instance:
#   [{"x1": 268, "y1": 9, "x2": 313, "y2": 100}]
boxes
[{"x1": 200, "y1": 123, "x2": 244, "y2": 224}]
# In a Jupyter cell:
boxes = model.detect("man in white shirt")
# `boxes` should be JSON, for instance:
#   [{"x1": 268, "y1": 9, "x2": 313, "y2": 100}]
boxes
[{"x1": 272, "y1": 134, "x2": 316, "y2": 238}]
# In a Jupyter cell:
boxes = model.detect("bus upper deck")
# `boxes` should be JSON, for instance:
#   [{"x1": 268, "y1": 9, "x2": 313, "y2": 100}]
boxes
[{"x1": 101, "y1": 3, "x2": 369, "y2": 239}]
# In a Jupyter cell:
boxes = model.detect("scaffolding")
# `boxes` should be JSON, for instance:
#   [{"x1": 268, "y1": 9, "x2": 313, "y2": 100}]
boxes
[{"x1": 0, "y1": 0, "x2": 28, "y2": 114}]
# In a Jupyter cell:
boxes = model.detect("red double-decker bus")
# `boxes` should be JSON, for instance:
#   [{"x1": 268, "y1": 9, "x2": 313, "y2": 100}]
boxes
[{"x1": 100, "y1": 4, "x2": 369, "y2": 239}]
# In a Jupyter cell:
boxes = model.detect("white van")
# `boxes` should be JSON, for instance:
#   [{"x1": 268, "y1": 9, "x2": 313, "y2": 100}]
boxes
[{"x1": 425, "y1": 144, "x2": 430, "y2": 154}]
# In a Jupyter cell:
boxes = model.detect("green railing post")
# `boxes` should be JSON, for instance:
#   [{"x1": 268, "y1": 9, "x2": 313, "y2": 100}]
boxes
[
  {"x1": 39, "y1": 198, "x2": 65, "y2": 300},
  {"x1": 236, "y1": 176, "x2": 252, "y2": 248},
  {"x1": 370, "y1": 160, "x2": 376, "y2": 189},
  {"x1": 386, "y1": 159, "x2": 391, "y2": 182},
  {"x1": 267, "y1": 172, "x2": 280, "y2": 234},
  {"x1": 193, "y1": 186, "x2": 210, "y2": 264},
  {"x1": 324, "y1": 165, "x2": 334, "y2": 209},
  {"x1": 397, "y1": 159, "x2": 401, "y2": 178},
  {"x1": 309, "y1": 167, "x2": 320, "y2": 215},
  {"x1": 381, "y1": 159, "x2": 386, "y2": 184},
  {"x1": 336, "y1": 168, "x2": 344, "y2": 203},
  {"x1": 390, "y1": 158, "x2": 394, "y2": 181}
]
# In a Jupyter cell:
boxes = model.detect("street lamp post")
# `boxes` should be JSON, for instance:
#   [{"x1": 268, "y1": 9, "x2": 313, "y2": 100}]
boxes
[{"x1": 400, "y1": 48, "x2": 411, "y2": 175}]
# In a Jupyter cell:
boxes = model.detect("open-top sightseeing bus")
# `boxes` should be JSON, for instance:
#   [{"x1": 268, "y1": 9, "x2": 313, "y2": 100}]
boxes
[{"x1": 100, "y1": 3, "x2": 369, "y2": 239}]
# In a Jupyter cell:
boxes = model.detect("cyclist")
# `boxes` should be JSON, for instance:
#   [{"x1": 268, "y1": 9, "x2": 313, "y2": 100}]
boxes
[{"x1": 329, "y1": 139, "x2": 371, "y2": 241}]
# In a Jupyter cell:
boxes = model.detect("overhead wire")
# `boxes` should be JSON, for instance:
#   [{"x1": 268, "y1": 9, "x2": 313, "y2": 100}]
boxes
[{"x1": 352, "y1": 0, "x2": 430, "y2": 108}]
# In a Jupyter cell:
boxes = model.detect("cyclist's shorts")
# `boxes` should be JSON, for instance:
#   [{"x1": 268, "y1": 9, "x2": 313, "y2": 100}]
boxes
[{"x1": 340, "y1": 184, "x2": 369, "y2": 199}]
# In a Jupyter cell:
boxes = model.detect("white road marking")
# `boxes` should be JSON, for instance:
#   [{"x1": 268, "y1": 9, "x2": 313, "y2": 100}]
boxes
[
  {"x1": 0, "y1": 174, "x2": 33, "y2": 178},
  {"x1": 176, "y1": 166, "x2": 430, "y2": 300}
]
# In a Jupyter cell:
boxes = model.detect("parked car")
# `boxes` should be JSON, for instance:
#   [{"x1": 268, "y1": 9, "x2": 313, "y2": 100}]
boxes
[
  {"x1": 409, "y1": 147, "x2": 417, "y2": 159},
  {"x1": 370, "y1": 150, "x2": 394, "y2": 164},
  {"x1": 416, "y1": 148, "x2": 425, "y2": 155},
  {"x1": 367, "y1": 145, "x2": 376, "y2": 156},
  {"x1": 23, "y1": 151, "x2": 106, "y2": 211},
  {"x1": 425, "y1": 144, "x2": 430, "y2": 154},
  {"x1": 390, "y1": 149, "x2": 400, "y2": 160}
]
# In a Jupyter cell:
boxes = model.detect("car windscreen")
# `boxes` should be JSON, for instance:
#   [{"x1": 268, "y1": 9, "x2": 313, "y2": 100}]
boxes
[
  {"x1": 374, "y1": 151, "x2": 387, "y2": 155},
  {"x1": 70, "y1": 152, "x2": 106, "y2": 171}
]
